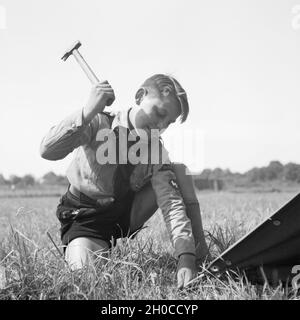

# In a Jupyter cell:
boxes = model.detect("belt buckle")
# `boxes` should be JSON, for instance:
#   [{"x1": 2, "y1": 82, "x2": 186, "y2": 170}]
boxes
[{"x1": 96, "y1": 197, "x2": 115, "y2": 209}]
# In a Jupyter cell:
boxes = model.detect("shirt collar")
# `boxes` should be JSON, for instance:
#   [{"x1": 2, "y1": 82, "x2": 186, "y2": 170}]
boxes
[{"x1": 111, "y1": 107, "x2": 134, "y2": 131}]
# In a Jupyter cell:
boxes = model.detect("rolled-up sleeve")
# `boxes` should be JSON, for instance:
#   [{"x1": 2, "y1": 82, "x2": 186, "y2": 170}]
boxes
[
  {"x1": 40, "y1": 109, "x2": 99, "y2": 160},
  {"x1": 151, "y1": 163, "x2": 196, "y2": 258}
]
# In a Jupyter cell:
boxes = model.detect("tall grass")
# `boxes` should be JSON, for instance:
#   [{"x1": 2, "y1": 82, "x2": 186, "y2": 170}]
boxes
[{"x1": 0, "y1": 192, "x2": 299, "y2": 300}]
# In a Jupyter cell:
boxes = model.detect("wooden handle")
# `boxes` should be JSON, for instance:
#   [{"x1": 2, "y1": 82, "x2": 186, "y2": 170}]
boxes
[
  {"x1": 72, "y1": 50, "x2": 99, "y2": 84},
  {"x1": 72, "y1": 50, "x2": 113, "y2": 106}
]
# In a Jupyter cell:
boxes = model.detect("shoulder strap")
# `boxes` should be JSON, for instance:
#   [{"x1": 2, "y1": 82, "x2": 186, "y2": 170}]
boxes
[{"x1": 100, "y1": 110, "x2": 116, "y2": 128}]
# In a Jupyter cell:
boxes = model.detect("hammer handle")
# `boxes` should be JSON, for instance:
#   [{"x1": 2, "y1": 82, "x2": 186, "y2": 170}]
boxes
[
  {"x1": 72, "y1": 50, "x2": 99, "y2": 84},
  {"x1": 72, "y1": 50, "x2": 113, "y2": 106}
]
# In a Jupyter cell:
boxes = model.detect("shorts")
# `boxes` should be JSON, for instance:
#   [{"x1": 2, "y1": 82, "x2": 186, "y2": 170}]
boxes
[{"x1": 56, "y1": 186, "x2": 139, "y2": 249}]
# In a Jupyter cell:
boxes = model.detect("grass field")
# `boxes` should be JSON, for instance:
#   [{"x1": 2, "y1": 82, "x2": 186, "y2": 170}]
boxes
[{"x1": 0, "y1": 190, "x2": 299, "y2": 300}]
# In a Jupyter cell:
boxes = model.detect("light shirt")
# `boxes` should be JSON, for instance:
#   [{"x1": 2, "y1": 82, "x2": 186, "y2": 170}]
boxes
[{"x1": 40, "y1": 107, "x2": 195, "y2": 257}]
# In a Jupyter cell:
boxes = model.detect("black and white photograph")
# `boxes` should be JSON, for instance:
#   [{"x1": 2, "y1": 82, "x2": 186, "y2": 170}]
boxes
[{"x1": 1, "y1": 0, "x2": 300, "y2": 304}]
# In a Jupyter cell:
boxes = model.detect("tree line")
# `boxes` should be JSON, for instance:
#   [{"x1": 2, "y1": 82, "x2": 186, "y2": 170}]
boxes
[
  {"x1": 0, "y1": 161, "x2": 299, "y2": 189},
  {"x1": 193, "y1": 161, "x2": 300, "y2": 190},
  {"x1": 194, "y1": 161, "x2": 300, "y2": 183},
  {"x1": 0, "y1": 171, "x2": 68, "y2": 188}
]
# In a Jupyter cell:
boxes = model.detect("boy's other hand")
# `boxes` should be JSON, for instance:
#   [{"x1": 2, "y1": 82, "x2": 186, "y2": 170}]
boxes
[
  {"x1": 177, "y1": 253, "x2": 197, "y2": 289},
  {"x1": 83, "y1": 81, "x2": 115, "y2": 123}
]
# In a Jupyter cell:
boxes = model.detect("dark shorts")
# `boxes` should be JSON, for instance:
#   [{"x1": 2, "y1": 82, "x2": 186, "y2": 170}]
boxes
[{"x1": 56, "y1": 187, "x2": 138, "y2": 249}]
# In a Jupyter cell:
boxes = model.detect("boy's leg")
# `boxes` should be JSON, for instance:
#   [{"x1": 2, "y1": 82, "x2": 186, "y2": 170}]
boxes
[
  {"x1": 129, "y1": 181, "x2": 159, "y2": 232},
  {"x1": 172, "y1": 162, "x2": 209, "y2": 263},
  {"x1": 129, "y1": 162, "x2": 209, "y2": 263},
  {"x1": 65, "y1": 237, "x2": 110, "y2": 270}
]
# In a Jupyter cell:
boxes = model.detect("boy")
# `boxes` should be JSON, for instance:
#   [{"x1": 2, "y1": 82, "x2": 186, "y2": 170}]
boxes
[{"x1": 40, "y1": 74, "x2": 209, "y2": 289}]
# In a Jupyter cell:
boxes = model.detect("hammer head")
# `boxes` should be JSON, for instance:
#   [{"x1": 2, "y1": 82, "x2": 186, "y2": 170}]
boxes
[{"x1": 61, "y1": 41, "x2": 82, "y2": 61}]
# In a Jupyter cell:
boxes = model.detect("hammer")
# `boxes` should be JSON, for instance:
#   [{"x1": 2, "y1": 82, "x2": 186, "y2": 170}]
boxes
[{"x1": 61, "y1": 40, "x2": 113, "y2": 106}]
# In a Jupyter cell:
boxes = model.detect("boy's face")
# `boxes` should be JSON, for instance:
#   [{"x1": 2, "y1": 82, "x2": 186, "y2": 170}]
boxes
[{"x1": 133, "y1": 88, "x2": 181, "y2": 135}]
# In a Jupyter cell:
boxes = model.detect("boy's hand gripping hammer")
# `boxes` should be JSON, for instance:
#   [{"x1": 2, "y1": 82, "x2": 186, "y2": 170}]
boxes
[{"x1": 61, "y1": 40, "x2": 113, "y2": 106}]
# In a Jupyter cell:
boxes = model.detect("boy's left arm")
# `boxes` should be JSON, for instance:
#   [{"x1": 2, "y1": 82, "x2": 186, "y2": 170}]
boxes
[{"x1": 151, "y1": 162, "x2": 197, "y2": 288}]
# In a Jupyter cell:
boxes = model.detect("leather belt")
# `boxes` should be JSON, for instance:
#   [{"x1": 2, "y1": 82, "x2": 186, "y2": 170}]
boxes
[
  {"x1": 69, "y1": 185, "x2": 83, "y2": 199},
  {"x1": 68, "y1": 185, "x2": 115, "y2": 208}
]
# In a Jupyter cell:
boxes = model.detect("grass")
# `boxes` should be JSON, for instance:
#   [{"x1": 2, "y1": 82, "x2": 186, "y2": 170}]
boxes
[{"x1": 0, "y1": 191, "x2": 299, "y2": 300}]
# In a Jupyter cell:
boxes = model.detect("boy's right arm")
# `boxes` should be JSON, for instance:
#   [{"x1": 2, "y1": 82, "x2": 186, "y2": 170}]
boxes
[
  {"x1": 40, "y1": 81, "x2": 115, "y2": 160},
  {"x1": 40, "y1": 108, "x2": 97, "y2": 160}
]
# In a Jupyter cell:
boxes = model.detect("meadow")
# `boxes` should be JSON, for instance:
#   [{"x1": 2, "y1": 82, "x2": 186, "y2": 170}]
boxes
[{"x1": 0, "y1": 190, "x2": 299, "y2": 300}]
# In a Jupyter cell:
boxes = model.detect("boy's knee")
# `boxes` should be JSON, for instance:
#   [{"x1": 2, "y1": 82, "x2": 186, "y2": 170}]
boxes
[
  {"x1": 65, "y1": 241, "x2": 89, "y2": 270},
  {"x1": 65, "y1": 237, "x2": 109, "y2": 270},
  {"x1": 129, "y1": 181, "x2": 158, "y2": 231}
]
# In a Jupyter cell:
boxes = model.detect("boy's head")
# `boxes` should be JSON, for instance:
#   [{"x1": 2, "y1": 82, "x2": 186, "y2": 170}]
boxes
[{"x1": 130, "y1": 74, "x2": 189, "y2": 134}]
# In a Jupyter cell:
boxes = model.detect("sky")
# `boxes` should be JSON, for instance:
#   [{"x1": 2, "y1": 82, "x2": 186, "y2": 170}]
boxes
[{"x1": 0, "y1": 0, "x2": 300, "y2": 178}]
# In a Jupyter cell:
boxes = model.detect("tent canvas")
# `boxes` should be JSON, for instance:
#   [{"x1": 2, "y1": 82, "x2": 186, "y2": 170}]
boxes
[{"x1": 208, "y1": 193, "x2": 300, "y2": 285}]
